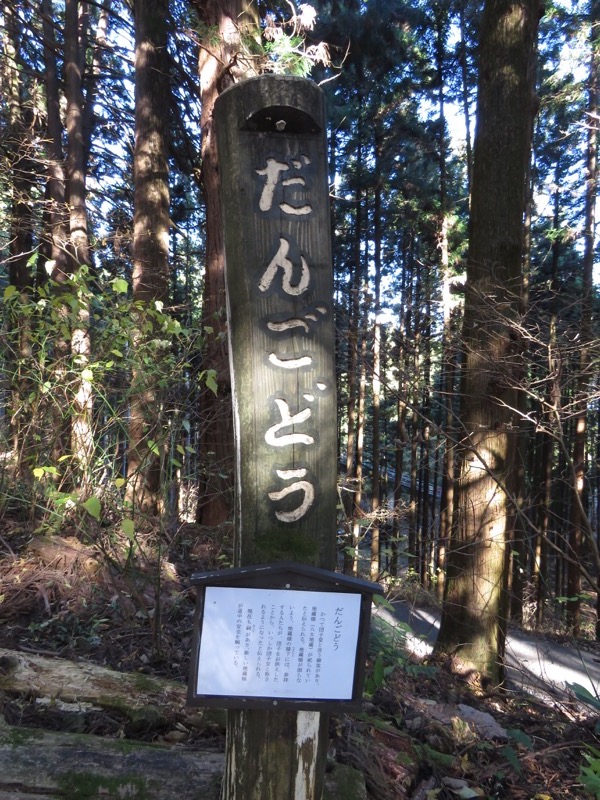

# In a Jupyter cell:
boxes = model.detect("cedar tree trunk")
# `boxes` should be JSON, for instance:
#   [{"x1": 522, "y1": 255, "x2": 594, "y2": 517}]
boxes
[
  {"x1": 436, "y1": 0, "x2": 539, "y2": 685},
  {"x1": 126, "y1": 0, "x2": 171, "y2": 512}
]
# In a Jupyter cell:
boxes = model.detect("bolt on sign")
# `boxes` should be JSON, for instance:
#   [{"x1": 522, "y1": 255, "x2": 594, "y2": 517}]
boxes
[{"x1": 215, "y1": 76, "x2": 337, "y2": 570}]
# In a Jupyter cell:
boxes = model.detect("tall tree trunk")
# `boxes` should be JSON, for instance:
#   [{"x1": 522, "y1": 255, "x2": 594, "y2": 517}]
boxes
[
  {"x1": 438, "y1": 314, "x2": 456, "y2": 600},
  {"x1": 65, "y1": 0, "x2": 89, "y2": 274},
  {"x1": 435, "y1": 3, "x2": 455, "y2": 599},
  {"x1": 408, "y1": 245, "x2": 421, "y2": 577},
  {"x1": 4, "y1": 4, "x2": 35, "y2": 473},
  {"x1": 41, "y1": 0, "x2": 69, "y2": 280},
  {"x1": 194, "y1": 0, "x2": 260, "y2": 527},
  {"x1": 65, "y1": 0, "x2": 93, "y2": 485},
  {"x1": 391, "y1": 251, "x2": 410, "y2": 577},
  {"x1": 5, "y1": 6, "x2": 33, "y2": 284},
  {"x1": 126, "y1": 0, "x2": 171, "y2": 512},
  {"x1": 436, "y1": 0, "x2": 539, "y2": 684},
  {"x1": 458, "y1": 0, "x2": 474, "y2": 196},
  {"x1": 370, "y1": 162, "x2": 383, "y2": 581},
  {"x1": 534, "y1": 406, "x2": 553, "y2": 626},
  {"x1": 350, "y1": 332, "x2": 368, "y2": 576},
  {"x1": 391, "y1": 396, "x2": 408, "y2": 577},
  {"x1": 39, "y1": 0, "x2": 72, "y2": 469},
  {"x1": 81, "y1": 3, "x2": 111, "y2": 167},
  {"x1": 533, "y1": 159, "x2": 561, "y2": 627},
  {"x1": 568, "y1": 0, "x2": 598, "y2": 635},
  {"x1": 419, "y1": 292, "x2": 432, "y2": 586},
  {"x1": 408, "y1": 424, "x2": 418, "y2": 575},
  {"x1": 402, "y1": 250, "x2": 418, "y2": 576},
  {"x1": 509, "y1": 126, "x2": 535, "y2": 623},
  {"x1": 344, "y1": 180, "x2": 364, "y2": 575}
]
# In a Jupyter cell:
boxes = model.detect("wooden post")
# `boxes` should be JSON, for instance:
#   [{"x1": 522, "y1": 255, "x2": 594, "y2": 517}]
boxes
[{"x1": 215, "y1": 76, "x2": 336, "y2": 799}]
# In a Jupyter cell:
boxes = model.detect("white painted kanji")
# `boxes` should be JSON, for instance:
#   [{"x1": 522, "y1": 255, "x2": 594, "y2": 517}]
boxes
[
  {"x1": 268, "y1": 353, "x2": 313, "y2": 370},
  {"x1": 259, "y1": 237, "x2": 310, "y2": 296},
  {"x1": 256, "y1": 156, "x2": 312, "y2": 215},
  {"x1": 265, "y1": 398, "x2": 314, "y2": 447},
  {"x1": 268, "y1": 468, "x2": 315, "y2": 522}
]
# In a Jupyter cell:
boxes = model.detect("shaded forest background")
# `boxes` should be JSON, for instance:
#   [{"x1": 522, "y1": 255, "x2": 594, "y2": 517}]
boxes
[{"x1": 0, "y1": 0, "x2": 600, "y2": 671}]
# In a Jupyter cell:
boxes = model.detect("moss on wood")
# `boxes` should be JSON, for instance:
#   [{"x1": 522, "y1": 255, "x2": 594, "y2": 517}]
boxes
[{"x1": 56, "y1": 772, "x2": 151, "y2": 799}]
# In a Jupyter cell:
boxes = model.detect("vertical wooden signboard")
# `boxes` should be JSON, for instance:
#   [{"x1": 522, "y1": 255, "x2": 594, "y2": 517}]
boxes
[
  {"x1": 215, "y1": 75, "x2": 336, "y2": 572},
  {"x1": 215, "y1": 76, "x2": 336, "y2": 799}
]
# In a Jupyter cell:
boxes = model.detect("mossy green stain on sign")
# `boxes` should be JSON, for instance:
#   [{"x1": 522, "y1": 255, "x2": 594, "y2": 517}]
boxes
[{"x1": 253, "y1": 529, "x2": 319, "y2": 564}]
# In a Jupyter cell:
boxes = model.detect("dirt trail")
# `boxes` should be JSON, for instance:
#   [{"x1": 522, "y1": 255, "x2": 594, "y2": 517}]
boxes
[{"x1": 375, "y1": 601, "x2": 600, "y2": 705}]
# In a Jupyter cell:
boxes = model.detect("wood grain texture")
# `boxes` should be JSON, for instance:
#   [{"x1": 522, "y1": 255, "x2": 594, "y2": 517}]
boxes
[{"x1": 216, "y1": 76, "x2": 337, "y2": 570}]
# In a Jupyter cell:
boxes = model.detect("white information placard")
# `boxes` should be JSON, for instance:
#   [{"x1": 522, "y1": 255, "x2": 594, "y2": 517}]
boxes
[{"x1": 196, "y1": 587, "x2": 362, "y2": 700}]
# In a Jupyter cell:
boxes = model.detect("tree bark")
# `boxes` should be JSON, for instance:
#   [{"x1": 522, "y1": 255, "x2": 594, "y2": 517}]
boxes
[
  {"x1": 4, "y1": 3, "x2": 35, "y2": 471},
  {"x1": 40, "y1": 0, "x2": 79, "y2": 468},
  {"x1": 65, "y1": 0, "x2": 94, "y2": 483},
  {"x1": 126, "y1": 0, "x2": 171, "y2": 513},
  {"x1": 41, "y1": 0, "x2": 69, "y2": 283},
  {"x1": 0, "y1": 646, "x2": 195, "y2": 717},
  {"x1": 194, "y1": 0, "x2": 260, "y2": 527},
  {"x1": 567, "y1": 0, "x2": 598, "y2": 636},
  {"x1": 457, "y1": 0, "x2": 474, "y2": 196},
  {"x1": 533, "y1": 158, "x2": 561, "y2": 628},
  {"x1": 343, "y1": 175, "x2": 364, "y2": 575},
  {"x1": 351, "y1": 333, "x2": 367, "y2": 576},
  {"x1": 370, "y1": 159, "x2": 383, "y2": 581},
  {"x1": 435, "y1": 2, "x2": 455, "y2": 600},
  {"x1": 436, "y1": 0, "x2": 539, "y2": 684}
]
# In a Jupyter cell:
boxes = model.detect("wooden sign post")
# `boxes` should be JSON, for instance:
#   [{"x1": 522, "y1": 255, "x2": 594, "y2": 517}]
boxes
[{"x1": 215, "y1": 76, "x2": 337, "y2": 799}]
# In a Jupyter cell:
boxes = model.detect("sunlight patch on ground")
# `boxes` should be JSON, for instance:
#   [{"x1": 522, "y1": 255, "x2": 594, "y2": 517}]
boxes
[{"x1": 374, "y1": 601, "x2": 600, "y2": 706}]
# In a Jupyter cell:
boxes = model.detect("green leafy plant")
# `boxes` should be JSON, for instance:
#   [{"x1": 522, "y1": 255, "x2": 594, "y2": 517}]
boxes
[
  {"x1": 580, "y1": 745, "x2": 600, "y2": 798},
  {"x1": 567, "y1": 682, "x2": 600, "y2": 713},
  {"x1": 565, "y1": 683, "x2": 600, "y2": 797},
  {"x1": 364, "y1": 596, "x2": 435, "y2": 695},
  {"x1": 498, "y1": 729, "x2": 533, "y2": 777},
  {"x1": 3, "y1": 268, "x2": 209, "y2": 513},
  {"x1": 261, "y1": 3, "x2": 330, "y2": 76}
]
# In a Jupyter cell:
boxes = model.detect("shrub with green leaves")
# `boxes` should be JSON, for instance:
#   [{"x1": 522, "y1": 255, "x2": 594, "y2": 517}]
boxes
[{"x1": 1, "y1": 267, "x2": 210, "y2": 525}]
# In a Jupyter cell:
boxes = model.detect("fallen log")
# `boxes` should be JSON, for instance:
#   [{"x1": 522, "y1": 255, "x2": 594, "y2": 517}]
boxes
[
  {"x1": 0, "y1": 717, "x2": 224, "y2": 799},
  {"x1": 0, "y1": 648, "x2": 367, "y2": 799},
  {"x1": 0, "y1": 646, "x2": 224, "y2": 734},
  {"x1": 0, "y1": 718, "x2": 365, "y2": 800},
  {"x1": 0, "y1": 646, "x2": 186, "y2": 710}
]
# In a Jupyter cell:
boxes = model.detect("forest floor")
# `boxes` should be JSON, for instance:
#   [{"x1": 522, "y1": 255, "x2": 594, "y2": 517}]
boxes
[{"x1": 0, "y1": 514, "x2": 599, "y2": 799}]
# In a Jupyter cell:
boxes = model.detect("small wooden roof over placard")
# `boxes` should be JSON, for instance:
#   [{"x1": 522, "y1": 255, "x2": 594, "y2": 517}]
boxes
[
  {"x1": 187, "y1": 562, "x2": 383, "y2": 712},
  {"x1": 190, "y1": 561, "x2": 384, "y2": 594}
]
